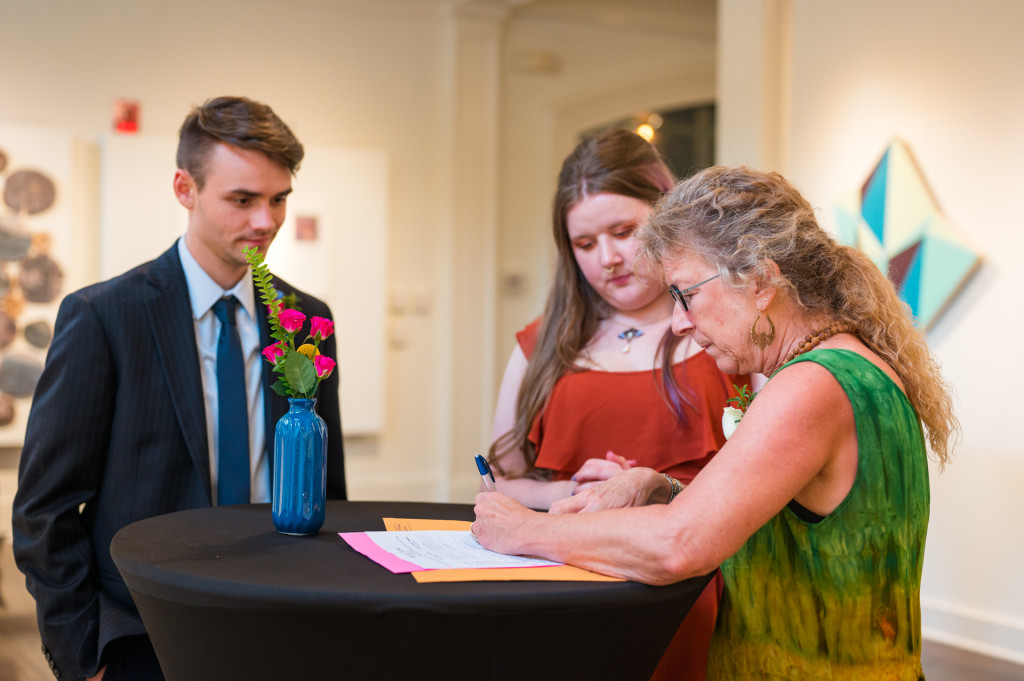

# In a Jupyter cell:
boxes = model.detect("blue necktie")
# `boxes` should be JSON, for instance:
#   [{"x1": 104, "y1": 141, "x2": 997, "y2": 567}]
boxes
[{"x1": 213, "y1": 296, "x2": 250, "y2": 505}]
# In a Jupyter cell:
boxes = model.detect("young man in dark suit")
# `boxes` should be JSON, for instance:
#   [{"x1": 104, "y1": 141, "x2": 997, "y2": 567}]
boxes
[{"x1": 12, "y1": 96, "x2": 347, "y2": 681}]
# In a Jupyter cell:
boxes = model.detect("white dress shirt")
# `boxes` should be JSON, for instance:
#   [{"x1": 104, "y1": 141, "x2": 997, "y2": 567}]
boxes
[{"x1": 177, "y1": 237, "x2": 269, "y2": 504}]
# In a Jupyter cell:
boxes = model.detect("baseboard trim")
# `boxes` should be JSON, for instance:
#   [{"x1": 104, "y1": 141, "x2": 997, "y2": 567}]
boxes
[{"x1": 922, "y1": 597, "x2": 1024, "y2": 665}]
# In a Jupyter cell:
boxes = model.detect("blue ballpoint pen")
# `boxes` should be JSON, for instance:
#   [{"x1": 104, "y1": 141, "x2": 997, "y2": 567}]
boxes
[{"x1": 474, "y1": 454, "x2": 498, "y2": 492}]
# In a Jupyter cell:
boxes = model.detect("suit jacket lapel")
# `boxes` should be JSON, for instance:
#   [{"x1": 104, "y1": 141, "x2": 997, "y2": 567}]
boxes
[{"x1": 146, "y1": 245, "x2": 212, "y2": 500}]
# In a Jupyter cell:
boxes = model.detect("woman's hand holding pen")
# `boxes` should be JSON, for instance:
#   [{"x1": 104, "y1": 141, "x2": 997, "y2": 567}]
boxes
[
  {"x1": 570, "y1": 450, "x2": 638, "y2": 494},
  {"x1": 470, "y1": 451, "x2": 649, "y2": 550},
  {"x1": 472, "y1": 490, "x2": 535, "y2": 555}
]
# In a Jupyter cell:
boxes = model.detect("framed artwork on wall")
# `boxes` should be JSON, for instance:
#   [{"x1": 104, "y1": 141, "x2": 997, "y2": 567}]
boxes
[
  {"x1": 835, "y1": 138, "x2": 982, "y2": 330},
  {"x1": 0, "y1": 124, "x2": 75, "y2": 447}
]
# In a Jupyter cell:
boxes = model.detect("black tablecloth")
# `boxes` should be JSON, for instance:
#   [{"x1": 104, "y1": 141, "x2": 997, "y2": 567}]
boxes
[{"x1": 112, "y1": 501, "x2": 712, "y2": 681}]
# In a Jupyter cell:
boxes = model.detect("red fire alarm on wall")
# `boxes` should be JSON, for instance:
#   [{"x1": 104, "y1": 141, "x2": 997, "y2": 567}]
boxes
[{"x1": 113, "y1": 99, "x2": 140, "y2": 134}]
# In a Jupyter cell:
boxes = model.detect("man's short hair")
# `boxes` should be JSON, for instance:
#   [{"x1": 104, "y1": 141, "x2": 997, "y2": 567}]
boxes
[{"x1": 176, "y1": 96, "x2": 304, "y2": 188}]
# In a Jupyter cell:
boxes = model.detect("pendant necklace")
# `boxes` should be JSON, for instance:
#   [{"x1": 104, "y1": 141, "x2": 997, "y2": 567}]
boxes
[
  {"x1": 617, "y1": 327, "x2": 643, "y2": 353},
  {"x1": 608, "y1": 313, "x2": 668, "y2": 354}
]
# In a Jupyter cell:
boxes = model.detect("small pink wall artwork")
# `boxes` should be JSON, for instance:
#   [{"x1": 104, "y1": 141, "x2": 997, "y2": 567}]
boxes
[{"x1": 835, "y1": 138, "x2": 981, "y2": 330}]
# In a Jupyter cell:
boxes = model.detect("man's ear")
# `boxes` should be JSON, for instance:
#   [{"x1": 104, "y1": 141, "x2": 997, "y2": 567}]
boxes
[
  {"x1": 172, "y1": 169, "x2": 196, "y2": 210},
  {"x1": 752, "y1": 258, "x2": 782, "y2": 310}
]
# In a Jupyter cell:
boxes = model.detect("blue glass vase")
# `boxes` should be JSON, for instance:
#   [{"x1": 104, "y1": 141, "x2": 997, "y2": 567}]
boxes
[{"x1": 272, "y1": 398, "x2": 327, "y2": 535}]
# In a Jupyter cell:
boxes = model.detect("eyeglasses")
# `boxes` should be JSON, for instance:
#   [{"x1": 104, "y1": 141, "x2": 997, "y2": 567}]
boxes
[{"x1": 668, "y1": 274, "x2": 721, "y2": 312}]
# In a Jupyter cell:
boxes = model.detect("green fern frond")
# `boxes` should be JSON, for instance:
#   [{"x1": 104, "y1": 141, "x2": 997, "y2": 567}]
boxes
[
  {"x1": 243, "y1": 247, "x2": 287, "y2": 343},
  {"x1": 244, "y1": 247, "x2": 324, "y2": 399}
]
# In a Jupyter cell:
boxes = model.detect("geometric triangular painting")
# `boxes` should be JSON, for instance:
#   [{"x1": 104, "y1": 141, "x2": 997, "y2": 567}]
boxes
[{"x1": 834, "y1": 138, "x2": 982, "y2": 330}]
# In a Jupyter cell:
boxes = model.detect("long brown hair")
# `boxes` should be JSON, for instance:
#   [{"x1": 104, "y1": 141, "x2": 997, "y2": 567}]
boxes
[
  {"x1": 489, "y1": 128, "x2": 685, "y2": 477},
  {"x1": 639, "y1": 165, "x2": 959, "y2": 465}
]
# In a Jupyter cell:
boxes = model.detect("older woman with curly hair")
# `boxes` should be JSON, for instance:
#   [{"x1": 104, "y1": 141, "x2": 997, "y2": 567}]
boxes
[{"x1": 473, "y1": 165, "x2": 958, "y2": 680}]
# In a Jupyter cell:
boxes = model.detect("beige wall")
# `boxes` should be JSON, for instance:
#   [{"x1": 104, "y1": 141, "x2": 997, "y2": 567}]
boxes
[{"x1": 719, "y1": 0, "x2": 1024, "y2": 662}]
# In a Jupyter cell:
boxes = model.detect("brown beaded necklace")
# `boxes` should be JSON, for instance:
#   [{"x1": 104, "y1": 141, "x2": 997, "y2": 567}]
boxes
[{"x1": 781, "y1": 323, "x2": 857, "y2": 365}]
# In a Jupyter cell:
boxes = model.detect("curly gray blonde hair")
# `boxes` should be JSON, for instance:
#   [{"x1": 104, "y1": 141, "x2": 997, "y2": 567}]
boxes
[{"x1": 639, "y1": 165, "x2": 958, "y2": 465}]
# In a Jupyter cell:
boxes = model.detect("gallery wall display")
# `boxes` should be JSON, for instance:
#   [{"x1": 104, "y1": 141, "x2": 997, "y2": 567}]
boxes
[
  {"x1": 0, "y1": 129, "x2": 389, "y2": 444},
  {"x1": 0, "y1": 124, "x2": 74, "y2": 446},
  {"x1": 835, "y1": 138, "x2": 982, "y2": 330}
]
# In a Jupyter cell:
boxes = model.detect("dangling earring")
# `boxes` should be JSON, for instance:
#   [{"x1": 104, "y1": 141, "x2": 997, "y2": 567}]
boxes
[{"x1": 750, "y1": 310, "x2": 775, "y2": 350}]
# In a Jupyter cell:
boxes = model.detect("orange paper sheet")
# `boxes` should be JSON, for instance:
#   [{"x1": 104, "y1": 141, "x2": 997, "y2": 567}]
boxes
[{"x1": 382, "y1": 518, "x2": 624, "y2": 583}]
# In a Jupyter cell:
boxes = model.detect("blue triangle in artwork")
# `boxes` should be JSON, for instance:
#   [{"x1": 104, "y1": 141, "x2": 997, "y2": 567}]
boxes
[
  {"x1": 899, "y1": 236, "x2": 924, "y2": 322},
  {"x1": 917, "y1": 233, "x2": 980, "y2": 327},
  {"x1": 861, "y1": 148, "x2": 890, "y2": 245}
]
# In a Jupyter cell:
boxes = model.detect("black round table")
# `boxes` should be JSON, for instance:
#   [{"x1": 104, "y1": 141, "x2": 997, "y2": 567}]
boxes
[{"x1": 111, "y1": 501, "x2": 712, "y2": 681}]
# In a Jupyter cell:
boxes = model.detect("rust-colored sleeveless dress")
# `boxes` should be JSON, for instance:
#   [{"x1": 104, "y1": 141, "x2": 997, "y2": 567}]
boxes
[{"x1": 517, "y1": 320, "x2": 745, "y2": 681}]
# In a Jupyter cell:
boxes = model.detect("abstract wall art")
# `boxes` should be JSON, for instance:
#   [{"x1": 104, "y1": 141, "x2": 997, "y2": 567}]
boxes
[
  {"x1": 0, "y1": 124, "x2": 73, "y2": 446},
  {"x1": 834, "y1": 138, "x2": 982, "y2": 330}
]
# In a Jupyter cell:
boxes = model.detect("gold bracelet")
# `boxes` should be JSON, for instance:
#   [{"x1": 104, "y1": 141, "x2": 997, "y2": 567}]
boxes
[{"x1": 662, "y1": 473, "x2": 683, "y2": 502}]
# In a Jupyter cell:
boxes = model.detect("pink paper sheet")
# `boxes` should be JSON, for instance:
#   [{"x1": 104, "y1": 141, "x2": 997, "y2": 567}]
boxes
[{"x1": 339, "y1": 532, "x2": 424, "y2": 573}]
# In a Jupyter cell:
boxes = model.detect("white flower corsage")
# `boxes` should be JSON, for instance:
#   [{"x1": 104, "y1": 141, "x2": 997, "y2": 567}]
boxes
[{"x1": 722, "y1": 406, "x2": 744, "y2": 440}]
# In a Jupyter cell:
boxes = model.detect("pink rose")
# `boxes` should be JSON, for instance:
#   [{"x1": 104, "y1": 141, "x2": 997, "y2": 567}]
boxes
[
  {"x1": 310, "y1": 316, "x2": 334, "y2": 342},
  {"x1": 313, "y1": 355, "x2": 336, "y2": 380},
  {"x1": 278, "y1": 309, "x2": 306, "y2": 334},
  {"x1": 262, "y1": 342, "x2": 286, "y2": 366}
]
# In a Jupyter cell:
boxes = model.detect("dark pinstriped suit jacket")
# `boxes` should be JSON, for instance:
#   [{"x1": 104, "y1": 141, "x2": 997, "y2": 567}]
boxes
[{"x1": 12, "y1": 243, "x2": 347, "y2": 680}]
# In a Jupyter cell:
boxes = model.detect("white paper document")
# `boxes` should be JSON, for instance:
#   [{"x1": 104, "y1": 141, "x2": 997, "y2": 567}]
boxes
[{"x1": 354, "y1": 530, "x2": 564, "y2": 570}]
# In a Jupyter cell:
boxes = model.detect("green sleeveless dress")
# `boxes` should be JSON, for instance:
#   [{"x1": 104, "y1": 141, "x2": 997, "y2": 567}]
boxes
[{"x1": 707, "y1": 349, "x2": 929, "y2": 680}]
